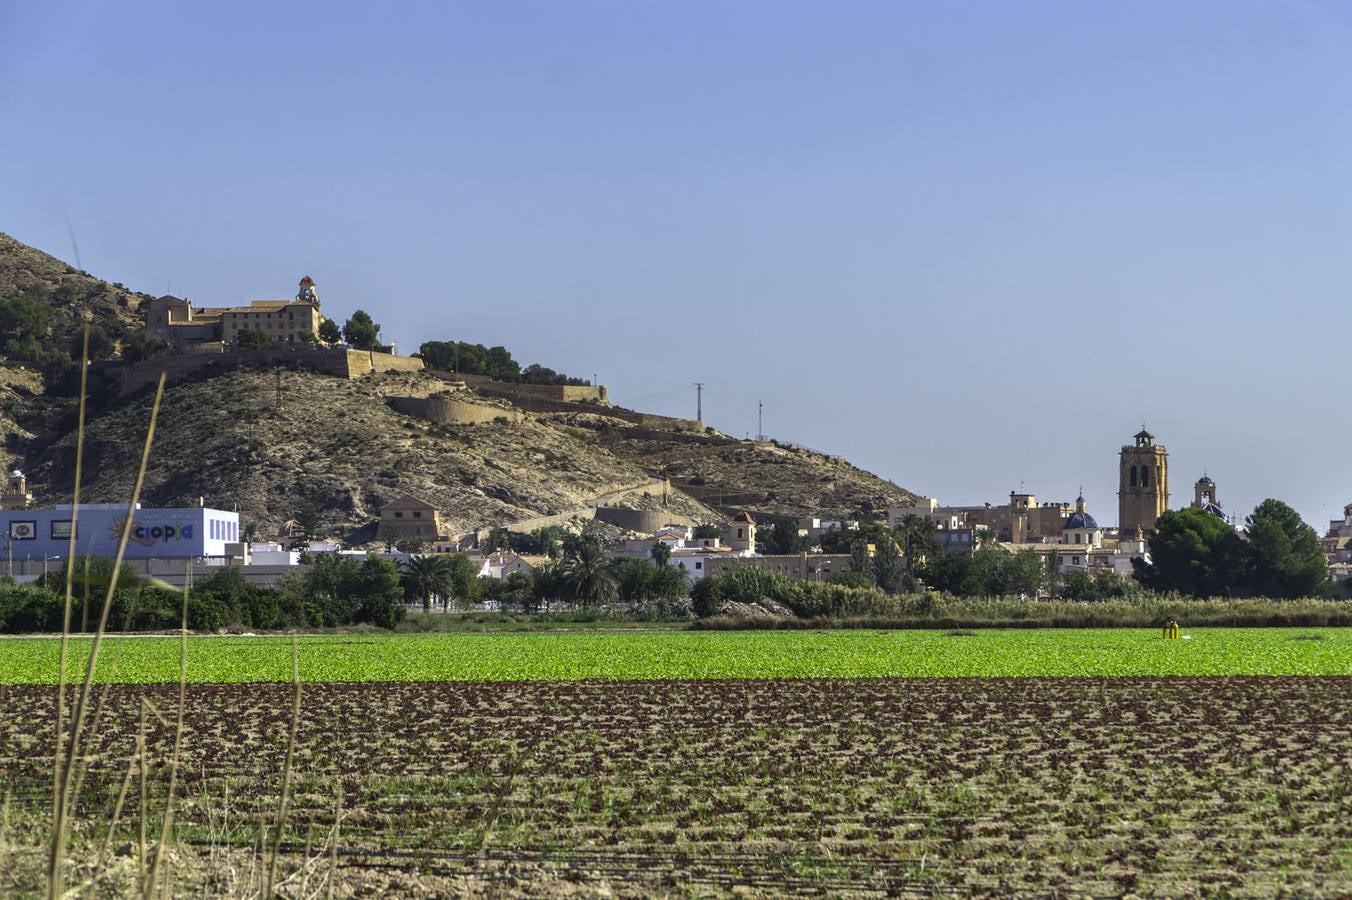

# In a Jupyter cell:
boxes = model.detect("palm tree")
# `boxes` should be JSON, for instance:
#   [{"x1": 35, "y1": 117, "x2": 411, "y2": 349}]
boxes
[
  {"x1": 899, "y1": 514, "x2": 938, "y2": 569},
  {"x1": 401, "y1": 555, "x2": 454, "y2": 613},
  {"x1": 561, "y1": 539, "x2": 617, "y2": 607}
]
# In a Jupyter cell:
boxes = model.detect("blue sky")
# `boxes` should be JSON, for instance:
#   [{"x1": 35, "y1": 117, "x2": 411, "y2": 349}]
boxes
[{"x1": 3, "y1": 1, "x2": 1352, "y2": 531}]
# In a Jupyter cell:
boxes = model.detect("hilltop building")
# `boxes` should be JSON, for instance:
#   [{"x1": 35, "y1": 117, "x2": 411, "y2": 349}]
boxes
[
  {"x1": 145, "y1": 276, "x2": 324, "y2": 351},
  {"x1": 1118, "y1": 429, "x2": 1169, "y2": 534}
]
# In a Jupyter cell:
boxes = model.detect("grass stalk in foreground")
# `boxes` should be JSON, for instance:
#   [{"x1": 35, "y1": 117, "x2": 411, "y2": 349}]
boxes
[
  {"x1": 144, "y1": 563, "x2": 190, "y2": 897},
  {"x1": 48, "y1": 372, "x2": 165, "y2": 899},
  {"x1": 48, "y1": 326, "x2": 89, "y2": 894},
  {"x1": 265, "y1": 636, "x2": 302, "y2": 896}
]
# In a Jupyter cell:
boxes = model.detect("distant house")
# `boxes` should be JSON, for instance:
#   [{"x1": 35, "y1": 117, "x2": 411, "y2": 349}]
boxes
[{"x1": 378, "y1": 495, "x2": 443, "y2": 542}]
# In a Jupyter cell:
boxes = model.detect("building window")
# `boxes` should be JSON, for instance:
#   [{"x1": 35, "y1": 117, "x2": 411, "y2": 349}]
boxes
[
  {"x1": 1141, "y1": 467, "x2": 1150, "y2": 488},
  {"x1": 1130, "y1": 466, "x2": 1137, "y2": 487},
  {"x1": 413, "y1": 511, "x2": 422, "y2": 518},
  {"x1": 695, "y1": 561, "x2": 702, "y2": 570},
  {"x1": 394, "y1": 511, "x2": 403, "y2": 518}
]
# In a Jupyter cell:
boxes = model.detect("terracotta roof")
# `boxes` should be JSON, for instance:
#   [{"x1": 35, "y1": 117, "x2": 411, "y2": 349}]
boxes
[
  {"x1": 379, "y1": 494, "x2": 438, "y2": 512},
  {"x1": 731, "y1": 511, "x2": 756, "y2": 524}
]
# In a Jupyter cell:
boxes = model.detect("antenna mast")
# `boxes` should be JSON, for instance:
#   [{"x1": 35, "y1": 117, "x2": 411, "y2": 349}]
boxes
[
  {"x1": 757, "y1": 400, "x2": 763, "y2": 441},
  {"x1": 694, "y1": 383, "x2": 704, "y2": 422}
]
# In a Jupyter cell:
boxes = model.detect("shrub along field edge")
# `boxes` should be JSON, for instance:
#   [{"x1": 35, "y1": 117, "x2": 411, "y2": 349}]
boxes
[{"x1": 692, "y1": 596, "x2": 1352, "y2": 631}]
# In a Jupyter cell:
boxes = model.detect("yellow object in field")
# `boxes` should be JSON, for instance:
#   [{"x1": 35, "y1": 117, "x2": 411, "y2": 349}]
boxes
[{"x1": 1162, "y1": 620, "x2": 1180, "y2": 639}]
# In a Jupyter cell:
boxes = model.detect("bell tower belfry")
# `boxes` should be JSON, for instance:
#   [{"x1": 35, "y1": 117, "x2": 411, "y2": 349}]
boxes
[{"x1": 1118, "y1": 429, "x2": 1169, "y2": 534}]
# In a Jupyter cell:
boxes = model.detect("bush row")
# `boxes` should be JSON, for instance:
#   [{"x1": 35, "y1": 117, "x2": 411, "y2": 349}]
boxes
[{"x1": 0, "y1": 555, "x2": 407, "y2": 633}]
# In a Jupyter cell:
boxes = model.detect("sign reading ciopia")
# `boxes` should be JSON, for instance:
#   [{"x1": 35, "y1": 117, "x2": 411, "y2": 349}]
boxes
[{"x1": 111, "y1": 517, "x2": 196, "y2": 547}]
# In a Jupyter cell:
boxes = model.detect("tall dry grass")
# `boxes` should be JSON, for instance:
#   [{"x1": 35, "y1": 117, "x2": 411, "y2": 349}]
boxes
[{"x1": 33, "y1": 341, "x2": 326, "y2": 896}]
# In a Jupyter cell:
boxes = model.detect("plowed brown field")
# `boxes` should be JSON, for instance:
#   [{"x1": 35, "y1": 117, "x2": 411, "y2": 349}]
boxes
[{"x1": 3, "y1": 677, "x2": 1349, "y2": 895}]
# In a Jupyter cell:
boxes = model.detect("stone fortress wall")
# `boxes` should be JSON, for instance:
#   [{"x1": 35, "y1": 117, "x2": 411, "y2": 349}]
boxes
[
  {"x1": 118, "y1": 348, "x2": 423, "y2": 395},
  {"x1": 447, "y1": 372, "x2": 608, "y2": 403},
  {"x1": 425, "y1": 371, "x2": 703, "y2": 432},
  {"x1": 388, "y1": 394, "x2": 522, "y2": 425}
]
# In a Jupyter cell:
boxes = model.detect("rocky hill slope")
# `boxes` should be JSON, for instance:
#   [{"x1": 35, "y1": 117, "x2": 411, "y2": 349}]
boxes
[
  {"x1": 1, "y1": 231, "x2": 917, "y2": 539},
  {"x1": 24, "y1": 370, "x2": 714, "y2": 539},
  {"x1": 0, "y1": 231, "x2": 146, "y2": 349},
  {"x1": 22, "y1": 368, "x2": 915, "y2": 539},
  {"x1": 593, "y1": 427, "x2": 913, "y2": 522}
]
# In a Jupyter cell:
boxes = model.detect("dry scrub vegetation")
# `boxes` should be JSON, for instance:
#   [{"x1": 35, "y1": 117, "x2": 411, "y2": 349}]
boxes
[{"x1": 26, "y1": 369, "x2": 717, "y2": 538}]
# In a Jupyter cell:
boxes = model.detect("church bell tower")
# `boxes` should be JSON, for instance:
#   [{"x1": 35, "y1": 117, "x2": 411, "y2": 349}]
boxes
[{"x1": 1118, "y1": 429, "x2": 1169, "y2": 535}]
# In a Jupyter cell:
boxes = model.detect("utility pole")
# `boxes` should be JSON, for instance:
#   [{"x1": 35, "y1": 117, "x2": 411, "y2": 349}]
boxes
[{"x1": 694, "y1": 382, "x2": 704, "y2": 422}]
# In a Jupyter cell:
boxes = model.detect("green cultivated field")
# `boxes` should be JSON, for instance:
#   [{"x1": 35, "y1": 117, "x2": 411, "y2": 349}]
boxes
[{"x1": 1, "y1": 627, "x2": 1348, "y2": 684}]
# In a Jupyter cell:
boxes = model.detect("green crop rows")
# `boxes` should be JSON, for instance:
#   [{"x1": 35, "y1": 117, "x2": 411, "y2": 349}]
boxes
[{"x1": 0, "y1": 628, "x2": 1348, "y2": 684}]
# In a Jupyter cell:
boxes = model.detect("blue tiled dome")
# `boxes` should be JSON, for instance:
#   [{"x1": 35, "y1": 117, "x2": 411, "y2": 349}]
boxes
[{"x1": 1064, "y1": 511, "x2": 1098, "y2": 530}]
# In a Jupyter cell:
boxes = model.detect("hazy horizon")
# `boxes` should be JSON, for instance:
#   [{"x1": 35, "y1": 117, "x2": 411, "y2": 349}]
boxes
[{"x1": 4, "y1": 1, "x2": 1351, "y2": 532}]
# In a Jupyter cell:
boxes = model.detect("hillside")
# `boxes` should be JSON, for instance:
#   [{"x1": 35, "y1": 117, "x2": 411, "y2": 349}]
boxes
[
  {"x1": 1, "y1": 230, "x2": 918, "y2": 539},
  {"x1": 20, "y1": 367, "x2": 915, "y2": 539},
  {"x1": 0, "y1": 231, "x2": 146, "y2": 354},
  {"x1": 593, "y1": 427, "x2": 914, "y2": 522},
  {"x1": 23, "y1": 370, "x2": 717, "y2": 539}
]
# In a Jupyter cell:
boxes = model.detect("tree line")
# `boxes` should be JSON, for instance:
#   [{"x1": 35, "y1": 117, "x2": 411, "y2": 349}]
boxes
[
  {"x1": 415, "y1": 340, "x2": 590, "y2": 386},
  {"x1": 754, "y1": 497, "x2": 1333, "y2": 602}
]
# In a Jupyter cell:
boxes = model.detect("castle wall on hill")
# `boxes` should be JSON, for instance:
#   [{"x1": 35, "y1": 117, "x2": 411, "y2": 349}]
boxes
[
  {"x1": 593, "y1": 507, "x2": 685, "y2": 533},
  {"x1": 389, "y1": 395, "x2": 521, "y2": 425},
  {"x1": 117, "y1": 348, "x2": 423, "y2": 394},
  {"x1": 449, "y1": 372, "x2": 608, "y2": 403},
  {"x1": 602, "y1": 427, "x2": 728, "y2": 444},
  {"x1": 429, "y1": 372, "x2": 701, "y2": 432},
  {"x1": 493, "y1": 394, "x2": 703, "y2": 432}
]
